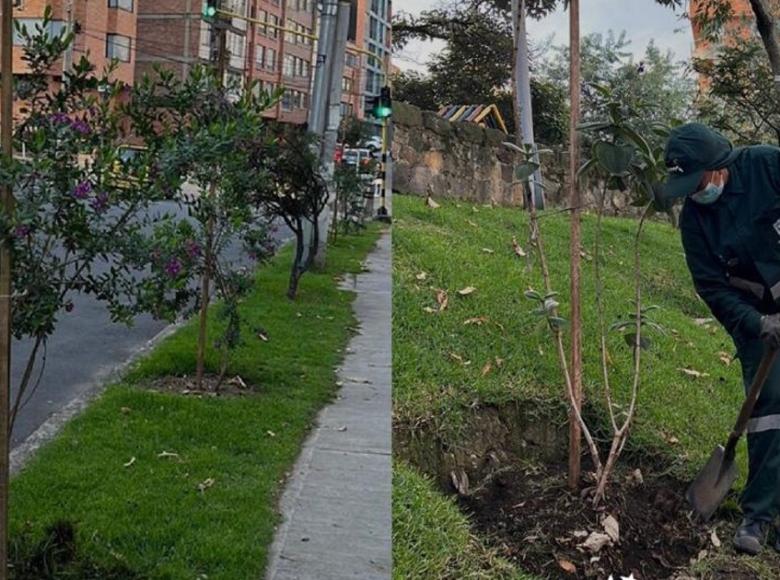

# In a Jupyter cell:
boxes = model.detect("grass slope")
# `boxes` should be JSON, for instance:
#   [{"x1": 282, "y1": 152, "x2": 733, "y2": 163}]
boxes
[
  {"x1": 393, "y1": 194, "x2": 745, "y2": 472},
  {"x1": 10, "y1": 226, "x2": 382, "y2": 579}
]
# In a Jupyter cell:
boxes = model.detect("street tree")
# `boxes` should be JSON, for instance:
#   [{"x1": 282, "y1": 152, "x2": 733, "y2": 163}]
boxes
[
  {"x1": 4, "y1": 15, "x2": 196, "y2": 424},
  {"x1": 129, "y1": 66, "x2": 277, "y2": 389}
]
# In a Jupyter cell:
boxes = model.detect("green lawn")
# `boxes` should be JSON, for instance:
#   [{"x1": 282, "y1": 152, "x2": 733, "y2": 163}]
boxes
[
  {"x1": 393, "y1": 194, "x2": 744, "y2": 470},
  {"x1": 10, "y1": 226, "x2": 383, "y2": 579}
]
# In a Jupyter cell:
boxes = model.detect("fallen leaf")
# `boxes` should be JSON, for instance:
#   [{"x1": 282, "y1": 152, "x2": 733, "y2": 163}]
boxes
[
  {"x1": 558, "y1": 559, "x2": 577, "y2": 574},
  {"x1": 197, "y1": 477, "x2": 215, "y2": 493},
  {"x1": 157, "y1": 450, "x2": 181, "y2": 459},
  {"x1": 450, "y1": 469, "x2": 469, "y2": 496},
  {"x1": 457, "y1": 286, "x2": 477, "y2": 296},
  {"x1": 667, "y1": 435, "x2": 680, "y2": 445},
  {"x1": 416, "y1": 271, "x2": 428, "y2": 281},
  {"x1": 120, "y1": 407, "x2": 131, "y2": 414},
  {"x1": 580, "y1": 531, "x2": 612, "y2": 553},
  {"x1": 694, "y1": 317, "x2": 714, "y2": 326},
  {"x1": 336, "y1": 425, "x2": 348, "y2": 432},
  {"x1": 256, "y1": 329, "x2": 269, "y2": 342},
  {"x1": 436, "y1": 289, "x2": 449, "y2": 311},
  {"x1": 426, "y1": 196, "x2": 440, "y2": 209},
  {"x1": 494, "y1": 357, "x2": 504, "y2": 367},
  {"x1": 481, "y1": 248, "x2": 494, "y2": 254},
  {"x1": 572, "y1": 530, "x2": 589, "y2": 538},
  {"x1": 512, "y1": 236, "x2": 527, "y2": 258},
  {"x1": 602, "y1": 514, "x2": 620, "y2": 543},
  {"x1": 481, "y1": 361, "x2": 493, "y2": 377},
  {"x1": 678, "y1": 367, "x2": 710, "y2": 379},
  {"x1": 229, "y1": 375, "x2": 248, "y2": 389},
  {"x1": 627, "y1": 468, "x2": 644, "y2": 485},
  {"x1": 423, "y1": 306, "x2": 437, "y2": 313},
  {"x1": 467, "y1": 219, "x2": 479, "y2": 227},
  {"x1": 718, "y1": 352, "x2": 733, "y2": 366},
  {"x1": 711, "y1": 530, "x2": 721, "y2": 548},
  {"x1": 123, "y1": 457, "x2": 136, "y2": 468},
  {"x1": 472, "y1": 206, "x2": 479, "y2": 213},
  {"x1": 266, "y1": 430, "x2": 276, "y2": 438},
  {"x1": 464, "y1": 317, "x2": 488, "y2": 326}
]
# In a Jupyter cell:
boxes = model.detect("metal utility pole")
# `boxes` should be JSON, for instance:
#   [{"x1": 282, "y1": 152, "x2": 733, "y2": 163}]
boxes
[
  {"x1": 300, "y1": 0, "x2": 338, "y2": 269},
  {"x1": 0, "y1": 0, "x2": 13, "y2": 573},
  {"x1": 314, "y1": 0, "x2": 351, "y2": 267},
  {"x1": 511, "y1": 0, "x2": 544, "y2": 210},
  {"x1": 568, "y1": 0, "x2": 583, "y2": 491}
]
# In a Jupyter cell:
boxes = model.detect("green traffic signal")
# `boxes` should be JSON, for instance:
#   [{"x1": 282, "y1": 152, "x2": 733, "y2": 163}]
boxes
[
  {"x1": 202, "y1": 0, "x2": 218, "y2": 19},
  {"x1": 374, "y1": 105, "x2": 392, "y2": 118}
]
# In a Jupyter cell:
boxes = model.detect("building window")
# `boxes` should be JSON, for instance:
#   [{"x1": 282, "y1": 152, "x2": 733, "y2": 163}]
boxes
[
  {"x1": 108, "y1": 0, "x2": 133, "y2": 12},
  {"x1": 281, "y1": 89, "x2": 309, "y2": 111},
  {"x1": 265, "y1": 48, "x2": 276, "y2": 71},
  {"x1": 342, "y1": 76, "x2": 353, "y2": 93},
  {"x1": 12, "y1": 19, "x2": 64, "y2": 45},
  {"x1": 345, "y1": 52, "x2": 359, "y2": 68},
  {"x1": 106, "y1": 34, "x2": 131, "y2": 62}
]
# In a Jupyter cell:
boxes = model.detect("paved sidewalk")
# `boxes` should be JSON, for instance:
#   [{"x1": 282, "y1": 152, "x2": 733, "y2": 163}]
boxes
[{"x1": 265, "y1": 230, "x2": 392, "y2": 580}]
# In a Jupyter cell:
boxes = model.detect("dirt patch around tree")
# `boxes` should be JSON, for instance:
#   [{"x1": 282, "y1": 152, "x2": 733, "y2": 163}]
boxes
[
  {"x1": 457, "y1": 461, "x2": 773, "y2": 579},
  {"x1": 142, "y1": 374, "x2": 259, "y2": 397}
]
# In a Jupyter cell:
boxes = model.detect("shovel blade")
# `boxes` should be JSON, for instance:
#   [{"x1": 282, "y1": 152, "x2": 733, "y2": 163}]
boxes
[{"x1": 686, "y1": 445, "x2": 739, "y2": 522}]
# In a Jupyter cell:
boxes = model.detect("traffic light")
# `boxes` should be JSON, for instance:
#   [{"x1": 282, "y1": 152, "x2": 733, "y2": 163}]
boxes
[
  {"x1": 373, "y1": 86, "x2": 392, "y2": 119},
  {"x1": 202, "y1": 0, "x2": 219, "y2": 21}
]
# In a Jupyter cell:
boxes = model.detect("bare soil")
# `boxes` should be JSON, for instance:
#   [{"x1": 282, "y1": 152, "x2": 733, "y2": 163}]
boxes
[
  {"x1": 142, "y1": 374, "x2": 259, "y2": 397},
  {"x1": 457, "y1": 462, "x2": 767, "y2": 579}
]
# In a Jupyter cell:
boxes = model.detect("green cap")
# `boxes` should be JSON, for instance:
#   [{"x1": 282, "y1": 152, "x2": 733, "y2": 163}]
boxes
[{"x1": 663, "y1": 123, "x2": 740, "y2": 199}]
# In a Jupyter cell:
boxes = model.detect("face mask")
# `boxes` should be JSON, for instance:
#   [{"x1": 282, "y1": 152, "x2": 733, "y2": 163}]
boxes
[{"x1": 690, "y1": 179, "x2": 725, "y2": 205}]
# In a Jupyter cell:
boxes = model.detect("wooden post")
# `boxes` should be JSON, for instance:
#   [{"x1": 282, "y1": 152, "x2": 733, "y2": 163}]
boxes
[
  {"x1": 568, "y1": 0, "x2": 583, "y2": 490},
  {"x1": 0, "y1": 0, "x2": 13, "y2": 573}
]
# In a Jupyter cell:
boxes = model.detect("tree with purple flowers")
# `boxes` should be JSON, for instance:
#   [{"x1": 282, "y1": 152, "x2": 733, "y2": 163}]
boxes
[
  {"x1": 129, "y1": 65, "x2": 278, "y2": 389},
  {"x1": 1, "y1": 13, "x2": 197, "y2": 428}
]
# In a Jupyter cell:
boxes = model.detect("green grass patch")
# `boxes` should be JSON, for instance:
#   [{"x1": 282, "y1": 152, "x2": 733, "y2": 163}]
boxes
[
  {"x1": 393, "y1": 193, "x2": 746, "y2": 475},
  {"x1": 392, "y1": 461, "x2": 529, "y2": 580},
  {"x1": 10, "y1": 226, "x2": 383, "y2": 579}
]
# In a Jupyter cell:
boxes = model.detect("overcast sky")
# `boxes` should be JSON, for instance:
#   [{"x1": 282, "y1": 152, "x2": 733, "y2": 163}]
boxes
[{"x1": 393, "y1": 0, "x2": 695, "y2": 72}]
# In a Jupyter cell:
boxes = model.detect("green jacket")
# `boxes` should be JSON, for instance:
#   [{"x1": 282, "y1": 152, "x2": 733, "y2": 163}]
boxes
[{"x1": 681, "y1": 145, "x2": 780, "y2": 345}]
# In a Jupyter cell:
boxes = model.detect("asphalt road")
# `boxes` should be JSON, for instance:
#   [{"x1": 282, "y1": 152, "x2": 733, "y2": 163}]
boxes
[{"x1": 10, "y1": 199, "x2": 292, "y2": 447}]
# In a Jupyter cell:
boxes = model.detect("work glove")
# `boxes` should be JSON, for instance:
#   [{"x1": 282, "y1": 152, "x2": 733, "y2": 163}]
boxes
[{"x1": 760, "y1": 314, "x2": 780, "y2": 349}]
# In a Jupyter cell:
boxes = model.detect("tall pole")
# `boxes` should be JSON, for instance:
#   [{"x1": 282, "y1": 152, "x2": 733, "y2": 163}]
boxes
[
  {"x1": 0, "y1": 0, "x2": 13, "y2": 573},
  {"x1": 568, "y1": 0, "x2": 583, "y2": 490},
  {"x1": 511, "y1": 0, "x2": 544, "y2": 209},
  {"x1": 314, "y1": 0, "x2": 351, "y2": 267},
  {"x1": 300, "y1": 0, "x2": 338, "y2": 269}
]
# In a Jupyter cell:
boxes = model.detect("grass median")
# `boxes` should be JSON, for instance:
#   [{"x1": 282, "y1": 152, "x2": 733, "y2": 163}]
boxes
[{"x1": 10, "y1": 225, "x2": 383, "y2": 579}]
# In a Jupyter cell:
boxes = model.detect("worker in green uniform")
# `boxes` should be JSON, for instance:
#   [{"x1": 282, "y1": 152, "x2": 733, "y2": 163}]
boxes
[{"x1": 663, "y1": 123, "x2": 780, "y2": 554}]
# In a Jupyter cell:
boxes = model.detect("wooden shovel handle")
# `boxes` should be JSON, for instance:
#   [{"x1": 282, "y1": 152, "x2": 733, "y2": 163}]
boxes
[{"x1": 725, "y1": 347, "x2": 779, "y2": 453}]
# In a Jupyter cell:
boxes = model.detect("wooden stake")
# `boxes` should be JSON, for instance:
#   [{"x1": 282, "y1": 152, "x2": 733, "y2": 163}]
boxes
[{"x1": 568, "y1": 0, "x2": 583, "y2": 491}]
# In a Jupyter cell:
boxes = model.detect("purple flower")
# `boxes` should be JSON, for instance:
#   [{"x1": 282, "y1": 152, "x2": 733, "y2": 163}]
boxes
[
  {"x1": 72, "y1": 180, "x2": 92, "y2": 199},
  {"x1": 70, "y1": 119, "x2": 91, "y2": 135},
  {"x1": 164, "y1": 258, "x2": 182, "y2": 278},
  {"x1": 90, "y1": 191, "x2": 109, "y2": 213},
  {"x1": 13, "y1": 225, "x2": 31, "y2": 239},
  {"x1": 184, "y1": 240, "x2": 201, "y2": 259},
  {"x1": 49, "y1": 112, "x2": 70, "y2": 125}
]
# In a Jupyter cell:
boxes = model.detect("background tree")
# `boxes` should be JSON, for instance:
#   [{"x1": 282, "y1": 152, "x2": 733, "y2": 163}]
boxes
[
  {"x1": 390, "y1": 71, "x2": 438, "y2": 113},
  {"x1": 253, "y1": 124, "x2": 329, "y2": 300},
  {"x1": 695, "y1": 41, "x2": 780, "y2": 146}
]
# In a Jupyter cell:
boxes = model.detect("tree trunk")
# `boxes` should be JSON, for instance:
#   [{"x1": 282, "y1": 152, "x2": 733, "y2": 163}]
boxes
[
  {"x1": 196, "y1": 214, "x2": 215, "y2": 390},
  {"x1": 568, "y1": 0, "x2": 583, "y2": 491},
  {"x1": 288, "y1": 222, "x2": 306, "y2": 300},
  {"x1": 748, "y1": 0, "x2": 780, "y2": 91}
]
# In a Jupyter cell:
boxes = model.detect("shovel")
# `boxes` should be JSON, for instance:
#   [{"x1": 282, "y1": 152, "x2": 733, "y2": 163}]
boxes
[{"x1": 686, "y1": 346, "x2": 779, "y2": 521}]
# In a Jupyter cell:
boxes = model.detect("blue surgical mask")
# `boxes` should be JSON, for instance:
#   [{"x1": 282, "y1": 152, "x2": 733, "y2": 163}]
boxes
[{"x1": 690, "y1": 180, "x2": 725, "y2": 205}]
